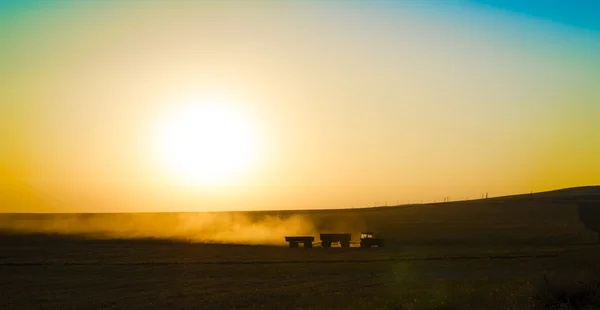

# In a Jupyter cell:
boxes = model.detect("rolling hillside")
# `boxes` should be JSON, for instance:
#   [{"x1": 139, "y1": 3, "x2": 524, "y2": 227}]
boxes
[{"x1": 1, "y1": 186, "x2": 599, "y2": 246}]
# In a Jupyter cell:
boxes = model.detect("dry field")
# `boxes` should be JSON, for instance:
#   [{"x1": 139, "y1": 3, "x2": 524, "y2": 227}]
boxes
[{"x1": 1, "y1": 187, "x2": 600, "y2": 309}]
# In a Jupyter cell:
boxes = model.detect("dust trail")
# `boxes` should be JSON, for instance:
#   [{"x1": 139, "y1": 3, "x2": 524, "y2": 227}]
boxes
[{"x1": 0, "y1": 213, "x2": 317, "y2": 245}]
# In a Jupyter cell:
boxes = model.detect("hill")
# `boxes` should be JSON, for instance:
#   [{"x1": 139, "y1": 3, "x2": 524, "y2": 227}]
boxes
[
  {"x1": 1, "y1": 186, "x2": 599, "y2": 246},
  {"x1": 275, "y1": 185, "x2": 600, "y2": 246}
]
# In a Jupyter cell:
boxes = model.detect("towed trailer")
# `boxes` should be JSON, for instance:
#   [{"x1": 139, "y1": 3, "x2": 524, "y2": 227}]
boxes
[
  {"x1": 284, "y1": 236, "x2": 314, "y2": 248},
  {"x1": 320, "y1": 233, "x2": 351, "y2": 248}
]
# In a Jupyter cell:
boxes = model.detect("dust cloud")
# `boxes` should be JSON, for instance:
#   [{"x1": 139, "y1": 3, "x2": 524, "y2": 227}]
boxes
[{"x1": 0, "y1": 213, "x2": 318, "y2": 245}]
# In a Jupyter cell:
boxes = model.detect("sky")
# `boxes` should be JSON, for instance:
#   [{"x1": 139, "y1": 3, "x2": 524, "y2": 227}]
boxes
[{"x1": 1, "y1": 0, "x2": 599, "y2": 212}]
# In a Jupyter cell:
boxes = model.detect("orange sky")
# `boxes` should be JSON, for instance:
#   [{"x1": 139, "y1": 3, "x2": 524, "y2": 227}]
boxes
[{"x1": 1, "y1": 1, "x2": 599, "y2": 212}]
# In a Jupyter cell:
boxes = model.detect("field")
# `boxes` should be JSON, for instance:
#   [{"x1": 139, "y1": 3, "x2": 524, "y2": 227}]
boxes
[{"x1": 1, "y1": 186, "x2": 600, "y2": 309}]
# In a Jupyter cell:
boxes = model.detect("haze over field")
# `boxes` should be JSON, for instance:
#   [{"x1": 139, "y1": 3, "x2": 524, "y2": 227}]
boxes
[
  {"x1": 0, "y1": 212, "x2": 319, "y2": 245},
  {"x1": 0, "y1": 187, "x2": 598, "y2": 247},
  {"x1": 1, "y1": 0, "x2": 599, "y2": 212}
]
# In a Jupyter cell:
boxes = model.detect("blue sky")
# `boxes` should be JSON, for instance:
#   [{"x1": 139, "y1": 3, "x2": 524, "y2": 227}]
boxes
[
  {"x1": 468, "y1": 0, "x2": 600, "y2": 31},
  {"x1": 1, "y1": 0, "x2": 599, "y2": 32}
]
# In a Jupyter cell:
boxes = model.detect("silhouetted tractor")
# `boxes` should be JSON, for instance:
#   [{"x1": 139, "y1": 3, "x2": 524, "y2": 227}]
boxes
[{"x1": 360, "y1": 232, "x2": 384, "y2": 248}]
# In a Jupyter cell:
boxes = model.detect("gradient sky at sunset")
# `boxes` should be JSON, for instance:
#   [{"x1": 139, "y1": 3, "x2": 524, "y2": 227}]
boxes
[{"x1": 1, "y1": 0, "x2": 599, "y2": 212}]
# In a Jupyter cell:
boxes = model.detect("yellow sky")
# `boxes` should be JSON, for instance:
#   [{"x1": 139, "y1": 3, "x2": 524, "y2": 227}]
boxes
[{"x1": 1, "y1": 1, "x2": 599, "y2": 212}]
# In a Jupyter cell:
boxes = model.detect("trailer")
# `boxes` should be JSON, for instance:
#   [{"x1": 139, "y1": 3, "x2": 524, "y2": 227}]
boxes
[
  {"x1": 320, "y1": 233, "x2": 351, "y2": 248},
  {"x1": 284, "y1": 236, "x2": 314, "y2": 248}
]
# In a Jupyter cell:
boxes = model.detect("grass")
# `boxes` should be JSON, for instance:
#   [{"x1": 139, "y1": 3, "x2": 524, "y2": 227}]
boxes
[
  {"x1": 533, "y1": 270, "x2": 600, "y2": 309},
  {"x1": 1, "y1": 240, "x2": 599, "y2": 309}
]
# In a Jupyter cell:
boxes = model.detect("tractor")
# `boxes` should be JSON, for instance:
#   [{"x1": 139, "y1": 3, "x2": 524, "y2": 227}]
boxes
[{"x1": 360, "y1": 232, "x2": 384, "y2": 248}]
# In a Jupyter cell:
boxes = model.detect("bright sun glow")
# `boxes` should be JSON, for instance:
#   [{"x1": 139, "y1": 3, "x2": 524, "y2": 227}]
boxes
[{"x1": 157, "y1": 97, "x2": 259, "y2": 186}]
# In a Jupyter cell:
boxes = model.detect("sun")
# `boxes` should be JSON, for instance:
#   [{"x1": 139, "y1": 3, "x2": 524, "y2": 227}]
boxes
[{"x1": 157, "y1": 97, "x2": 259, "y2": 186}]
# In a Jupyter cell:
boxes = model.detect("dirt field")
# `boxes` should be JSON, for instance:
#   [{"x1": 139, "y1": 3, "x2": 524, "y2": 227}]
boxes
[{"x1": 1, "y1": 187, "x2": 600, "y2": 309}]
